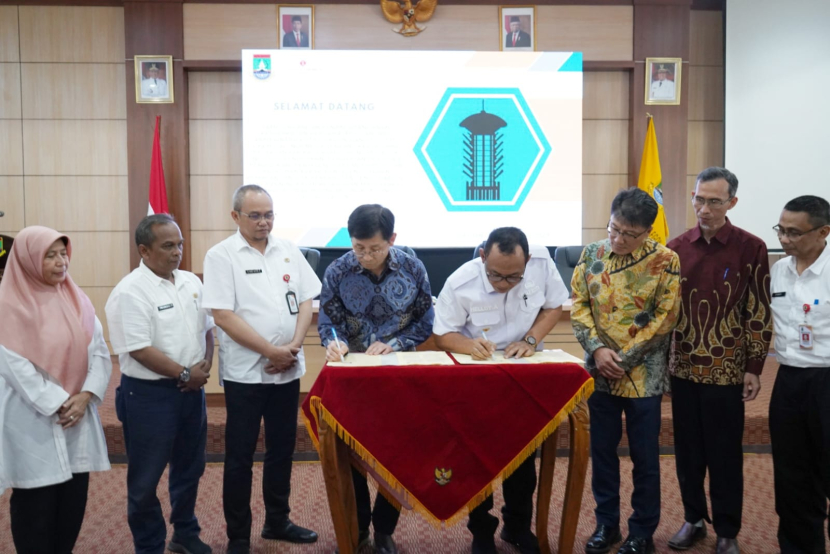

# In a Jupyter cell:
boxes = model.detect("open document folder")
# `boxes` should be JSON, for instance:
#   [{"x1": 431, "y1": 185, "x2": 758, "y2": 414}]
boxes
[
  {"x1": 452, "y1": 349, "x2": 586, "y2": 366},
  {"x1": 327, "y1": 351, "x2": 456, "y2": 367}
]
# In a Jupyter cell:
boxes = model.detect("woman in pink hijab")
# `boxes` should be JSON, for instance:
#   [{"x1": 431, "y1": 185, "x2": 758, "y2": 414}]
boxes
[{"x1": 0, "y1": 226, "x2": 112, "y2": 554}]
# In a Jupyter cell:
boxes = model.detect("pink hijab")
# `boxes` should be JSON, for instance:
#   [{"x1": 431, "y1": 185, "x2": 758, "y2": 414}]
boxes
[{"x1": 0, "y1": 226, "x2": 95, "y2": 396}]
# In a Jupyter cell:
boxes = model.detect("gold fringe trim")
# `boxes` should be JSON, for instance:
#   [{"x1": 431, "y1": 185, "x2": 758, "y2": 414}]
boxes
[{"x1": 302, "y1": 378, "x2": 594, "y2": 527}]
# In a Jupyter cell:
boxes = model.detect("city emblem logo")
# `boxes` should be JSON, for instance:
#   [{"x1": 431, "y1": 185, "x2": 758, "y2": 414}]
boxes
[{"x1": 253, "y1": 55, "x2": 271, "y2": 80}]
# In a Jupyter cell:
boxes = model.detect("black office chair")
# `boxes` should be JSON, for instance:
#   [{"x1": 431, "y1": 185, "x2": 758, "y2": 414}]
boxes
[
  {"x1": 392, "y1": 245, "x2": 418, "y2": 259},
  {"x1": 300, "y1": 247, "x2": 321, "y2": 273},
  {"x1": 554, "y1": 246, "x2": 584, "y2": 294}
]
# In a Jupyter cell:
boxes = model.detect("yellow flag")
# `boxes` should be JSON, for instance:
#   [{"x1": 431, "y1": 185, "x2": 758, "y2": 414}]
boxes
[{"x1": 637, "y1": 116, "x2": 669, "y2": 244}]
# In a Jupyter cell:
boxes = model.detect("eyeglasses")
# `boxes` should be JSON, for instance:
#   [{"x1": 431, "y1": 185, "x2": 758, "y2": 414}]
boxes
[
  {"x1": 607, "y1": 223, "x2": 648, "y2": 241},
  {"x1": 772, "y1": 224, "x2": 825, "y2": 240},
  {"x1": 485, "y1": 271, "x2": 524, "y2": 284},
  {"x1": 353, "y1": 246, "x2": 387, "y2": 259},
  {"x1": 692, "y1": 195, "x2": 732, "y2": 208},
  {"x1": 238, "y1": 211, "x2": 274, "y2": 222}
]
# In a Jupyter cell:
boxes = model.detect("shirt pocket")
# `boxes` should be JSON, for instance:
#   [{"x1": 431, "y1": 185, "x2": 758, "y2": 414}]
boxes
[
  {"x1": 471, "y1": 310, "x2": 501, "y2": 329},
  {"x1": 520, "y1": 291, "x2": 546, "y2": 314}
]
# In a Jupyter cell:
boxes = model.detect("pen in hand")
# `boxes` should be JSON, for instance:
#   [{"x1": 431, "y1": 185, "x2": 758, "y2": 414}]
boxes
[
  {"x1": 480, "y1": 330, "x2": 494, "y2": 360},
  {"x1": 332, "y1": 329, "x2": 345, "y2": 362}
]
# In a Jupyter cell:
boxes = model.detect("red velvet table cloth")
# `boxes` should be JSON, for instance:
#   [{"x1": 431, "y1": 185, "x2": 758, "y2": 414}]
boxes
[{"x1": 301, "y1": 360, "x2": 593, "y2": 526}]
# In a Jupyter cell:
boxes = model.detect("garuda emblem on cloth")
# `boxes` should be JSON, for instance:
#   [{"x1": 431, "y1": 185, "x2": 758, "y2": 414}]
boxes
[
  {"x1": 380, "y1": 0, "x2": 438, "y2": 36},
  {"x1": 434, "y1": 467, "x2": 452, "y2": 486}
]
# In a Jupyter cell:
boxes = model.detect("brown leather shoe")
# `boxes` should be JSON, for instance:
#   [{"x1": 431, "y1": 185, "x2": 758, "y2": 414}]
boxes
[
  {"x1": 716, "y1": 537, "x2": 740, "y2": 554},
  {"x1": 668, "y1": 522, "x2": 707, "y2": 550}
]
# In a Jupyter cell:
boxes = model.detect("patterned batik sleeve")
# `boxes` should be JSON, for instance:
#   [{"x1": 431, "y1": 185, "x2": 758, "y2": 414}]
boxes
[
  {"x1": 391, "y1": 268, "x2": 435, "y2": 351},
  {"x1": 570, "y1": 247, "x2": 606, "y2": 356},
  {"x1": 617, "y1": 251, "x2": 682, "y2": 369},
  {"x1": 318, "y1": 267, "x2": 350, "y2": 348},
  {"x1": 743, "y1": 242, "x2": 773, "y2": 375}
]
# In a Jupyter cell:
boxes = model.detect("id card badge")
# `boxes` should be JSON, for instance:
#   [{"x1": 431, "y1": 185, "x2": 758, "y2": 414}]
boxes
[
  {"x1": 799, "y1": 324, "x2": 813, "y2": 349},
  {"x1": 286, "y1": 291, "x2": 299, "y2": 314}
]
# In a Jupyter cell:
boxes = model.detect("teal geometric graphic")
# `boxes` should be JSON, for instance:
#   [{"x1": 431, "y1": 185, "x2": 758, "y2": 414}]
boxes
[{"x1": 414, "y1": 88, "x2": 551, "y2": 212}]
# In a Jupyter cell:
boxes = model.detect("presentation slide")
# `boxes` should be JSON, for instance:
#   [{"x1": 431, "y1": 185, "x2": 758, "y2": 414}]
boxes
[{"x1": 242, "y1": 50, "x2": 583, "y2": 248}]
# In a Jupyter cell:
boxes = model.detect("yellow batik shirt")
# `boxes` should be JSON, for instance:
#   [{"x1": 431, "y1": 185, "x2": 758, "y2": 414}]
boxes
[{"x1": 571, "y1": 238, "x2": 681, "y2": 398}]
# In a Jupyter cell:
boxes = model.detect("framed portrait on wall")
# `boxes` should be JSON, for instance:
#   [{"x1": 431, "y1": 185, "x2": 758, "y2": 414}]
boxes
[
  {"x1": 278, "y1": 5, "x2": 314, "y2": 50},
  {"x1": 134, "y1": 56, "x2": 174, "y2": 104},
  {"x1": 499, "y1": 6, "x2": 536, "y2": 52},
  {"x1": 645, "y1": 58, "x2": 682, "y2": 105}
]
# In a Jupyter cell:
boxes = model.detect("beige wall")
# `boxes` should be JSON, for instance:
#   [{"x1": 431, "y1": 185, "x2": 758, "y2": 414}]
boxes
[{"x1": 0, "y1": 6, "x2": 129, "y2": 344}]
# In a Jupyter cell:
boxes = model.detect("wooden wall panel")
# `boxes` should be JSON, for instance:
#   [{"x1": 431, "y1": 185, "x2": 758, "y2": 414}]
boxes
[
  {"x1": 583, "y1": 120, "x2": 629, "y2": 175},
  {"x1": 23, "y1": 120, "x2": 128, "y2": 176},
  {"x1": 537, "y1": 6, "x2": 633, "y2": 61},
  {"x1": 583, "y1": 174, "x2": 626, "y2": 228},
  {"x1": 18, "y1": 7, "x2": 125, "y2": 63},
  {"x1": 191, "y1": 175, "x2": 240, "y2": 231},
  {"x1": 687, "y1": 65, "x2": 724, "y2": 121},
  {"x1": 24, "y1": 177, "x2": 129, "y2": 232},
  {"x1": 67, "y1": 231, "x2": 130, "y2": 287},
  {"x1": 689, "y1": 10, "x2": 723, "y2": 66},
  {"x1": 583, "y1": 228, "x2": 608, "y2": 244},
  {"x1": 189, "y1": 72, "x2": 242, "y2": 120},
  {"x1": 0, "y1": 7, "x2": 20, "y2": 63},
  {"x1": 315, "y1": 5, "x2": 497, "y2": 51},
  {"x1": 584, "y1": 71, "x2": 629, "y2": 120},
  {"x1": 685, "y1": 174, "x2": 697, "y2": 229},
  {"x1": 0, "y1": 120, "x2": 23, "y2": 176},
  {"x1": 189, "y1": 120, "x2": 243, "y2": 175},
  {"x1": 0, "y1": 64, "x2": 22, "y2": 119},
  {"x1": 687, "y1": 121, "x2": 723, "y2": 173},
  {"x1": 21, "y1": 64, "x2": 127, "y2": 120},
  {"x1": 83, "y1": 286, "x2": 115, "y2": 342},
  {"x1": 190, "y1": 230, "x2": 234, "y2": 274},
  {"x1": 0, "y1": 177, "x2": 24, "y2": 232},
  {"x1": 183, "y1": 4, "x2": 278, "y2": 60}
]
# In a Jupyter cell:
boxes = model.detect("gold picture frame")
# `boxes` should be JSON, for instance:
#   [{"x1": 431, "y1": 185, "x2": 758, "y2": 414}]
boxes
[
  {"x1": 278, "y1": 4, "x2": 315, "y2": 50},
  {"x1": 499, "y1": 6, "x2": 536, "y2": 52},
  {"x1": 134, "y1": 55, "x2": 174, "y2": 104},
  {"x1": 645, "y1": 57, "x2": 682, "y2": 106}
]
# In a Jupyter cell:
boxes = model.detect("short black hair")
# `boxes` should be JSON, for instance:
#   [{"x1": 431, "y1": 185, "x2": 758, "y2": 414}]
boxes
[
  {"x1": 292, "y1": 15, "x2": 302, "y2": 22},
  {"x1": 483, "y1": 227, "x2": 529, "y2": 258},
  {"x1": 697, "y1": 167, "x2": 739, "y2": 198},
  {"x1": 610, "y1": 188, "x2": 658, "y2": 229},
  {"x1": 135, "y1": 214, "x2": 176, "y2": 249},
  {"x1": 783, "y1": 195, "x2": 830, "y2": 227},
  {"x1": 232, "y1": 184, "x2": 271, "y2": 212},
  {"x1": 347, "y1": 204, "x2": 395, "y2": 241}
]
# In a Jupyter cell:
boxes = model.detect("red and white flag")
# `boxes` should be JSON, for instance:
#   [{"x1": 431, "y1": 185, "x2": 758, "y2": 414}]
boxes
[{"x1": 148, "y1": 115, "x2": 169, "y2": 215}]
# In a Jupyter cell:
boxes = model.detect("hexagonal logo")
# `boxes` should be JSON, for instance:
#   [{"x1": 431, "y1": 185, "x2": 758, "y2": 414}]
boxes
[{"x1": 414, "y1": 88, "x2": 551, "y2": 212}]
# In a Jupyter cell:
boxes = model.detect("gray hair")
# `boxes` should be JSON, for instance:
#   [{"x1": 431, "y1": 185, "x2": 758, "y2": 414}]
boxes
[
  {"x1": 135, "y1": 213, "x2": 176, "y2": 249},
  {"x1": 696, "y1": 167, "x2": 739, "y2": 198},
  {"x1": 232, "y1": 184, "x2": 271, "y2": 212}
]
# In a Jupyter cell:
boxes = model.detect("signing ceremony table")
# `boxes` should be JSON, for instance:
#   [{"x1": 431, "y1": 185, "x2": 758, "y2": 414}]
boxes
[{"x1": 301, "y1": 351, "x2": 593, "y2": 554}]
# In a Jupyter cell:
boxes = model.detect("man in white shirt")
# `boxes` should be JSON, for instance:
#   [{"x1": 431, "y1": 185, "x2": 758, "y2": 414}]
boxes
[
  {"x1": 432, "y1": 227, "x2": 569, "y2": 554},
  {"x1": 202, "y1": 184, "x2": 321, "y2": 554},
  {"x1": 141, "y1": 64, "x2": 169, "y2": 98},
  {"x1": 650, "y1": 66, "x2": 676, "y2": 101},
  {"x1": 106, "y1": 214, "x2": 215, "y2": 554},
  {"x1": 769, "y1": 195, "x2": 830, "y2": 554}
]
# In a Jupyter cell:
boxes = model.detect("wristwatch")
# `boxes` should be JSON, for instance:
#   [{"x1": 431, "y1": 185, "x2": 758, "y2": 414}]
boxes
[
  {"x1": 178, "y1": 366, "x2": 191, "y2": 383},
  {"x1": 524, "y1": 336, "x2": 537, "y2": 347}
]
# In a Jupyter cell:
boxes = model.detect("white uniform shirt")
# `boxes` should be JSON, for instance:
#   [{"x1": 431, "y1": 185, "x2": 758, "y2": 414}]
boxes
[
  {"x1": 141, "y1": 77, "x2": 168, "y2": 98},
  {"x1": 433, "y1": 245, "x2": 570, "y2": 348},
  {"x1": 105, "y1": 261, "x2": 215, "y2": 380},
  {"x1": 0, "y1": 318, "x2": 111, "y2": 493},
  {"x1": 202, "y1": 231, "x2": 322, "y2": 385},
  {"x1": 771, "y1": 244, "x2": 830, "y2": 367},
  {"x1": 650, "y1": 79, "x2": 676, "y2": 100}
]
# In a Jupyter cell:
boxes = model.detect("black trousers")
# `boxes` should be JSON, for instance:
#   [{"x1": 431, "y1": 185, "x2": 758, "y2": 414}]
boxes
[
  {"x1": 223, "y1": 379, "x2": 300, "y2": 542},
  {"x1": 352, "y1": 468, "x2": 401, "y2": 536},
  {"x1": 10, "y1": 472, "x2": 90, "y2": 554},
  {"x1": 671, "y1": 377, "x2": 744, "y2": 539},
  {"x1": 467, "y1": 453, "x2": 537, "y2": 538},
  {"x1": 770, "y1": 364, "x2": 830, "y2": 554}
]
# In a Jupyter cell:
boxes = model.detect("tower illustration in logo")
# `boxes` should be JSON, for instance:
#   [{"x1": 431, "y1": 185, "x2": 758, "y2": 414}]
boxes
[
  {"x1": 461, "y1": 103, "x2": 506, "y2": 201},
  {"x1": 414, "y1": 88, "x2": 551, "y2": 212}
]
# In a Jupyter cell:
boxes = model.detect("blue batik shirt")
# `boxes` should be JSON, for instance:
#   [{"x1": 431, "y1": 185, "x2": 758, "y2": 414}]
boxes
[{"x1": 318, "y1": 247, "x2": 435, "y2": 352}]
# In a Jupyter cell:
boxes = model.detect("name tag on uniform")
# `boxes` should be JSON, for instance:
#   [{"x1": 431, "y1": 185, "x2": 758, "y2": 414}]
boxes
[
  {"x1": 772, "y1": 292, "x2": 786, "y2": 298},
  {"x1": 245, "y1": 269, "x2": 262, "y2": 274},
  {"x1": 286, "y1": 291, "x2": 299, "y2": 314},
  {"x1": 799, "y1": 324, "x2": 813, "y2": 349},
  {"x1": 472, "y1": 304, "x2": 498, "y2": 313},
  {"x1": 158, "y1": 303, "x2": 174, "y2": 311}
]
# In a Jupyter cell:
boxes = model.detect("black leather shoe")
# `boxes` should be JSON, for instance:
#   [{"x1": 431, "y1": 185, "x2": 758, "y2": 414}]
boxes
[
  {"x1": 374, "y1": 532, "x2": 398, "y2": 554},
  {"x1": 668, "y1": 522, "x2": 707, "y2": 550},
  {"x1": 261, "y1": 520, "x2": 319, "y2": 543},
  {"x1": 168, "y1": 534, "x2": 212, "y2": 554},
  {"x1": 471, "y1": 534, "x2": 498, "y2": 554},
  {"x1": 617, "y1": 535, "x2": 655, "y2": 554},
  {"x1": 585, "y1": 525, "x2": 622, "y2": 554},
  {"x1": 716, "y1": 537, "x2": 740, "y2": 554},
  {"x1": 226, "y1": 539, "x2": 250, "y2": 554},
  {"x1": 500, "y1": 527, "x2": 541, "y2": 554}
]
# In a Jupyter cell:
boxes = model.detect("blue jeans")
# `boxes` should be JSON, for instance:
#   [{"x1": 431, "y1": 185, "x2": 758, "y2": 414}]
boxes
[
  {"x1": 116, "y1": 375, "x2": 207, "y2": 554},
  {"x1": 588, "y1": 391, "x2": 662, "y2": 539}
]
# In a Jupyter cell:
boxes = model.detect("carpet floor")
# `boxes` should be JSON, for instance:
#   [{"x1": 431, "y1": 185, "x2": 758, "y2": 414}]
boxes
[{"x1": 1, "y1": 454, "x2": 822, "y2": 553}]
